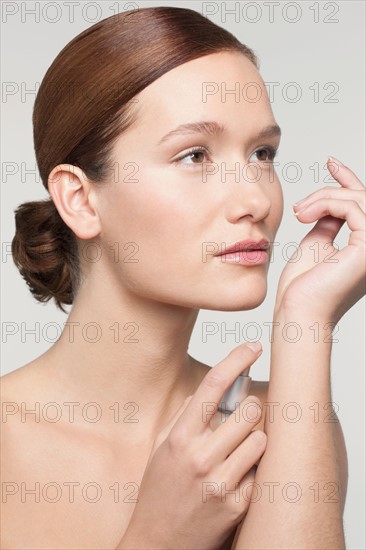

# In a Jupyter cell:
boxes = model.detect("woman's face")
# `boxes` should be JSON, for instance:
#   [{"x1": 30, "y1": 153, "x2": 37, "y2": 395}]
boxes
[{"x1": 96, "y1": 51, "x2": 283, "y2": 311}]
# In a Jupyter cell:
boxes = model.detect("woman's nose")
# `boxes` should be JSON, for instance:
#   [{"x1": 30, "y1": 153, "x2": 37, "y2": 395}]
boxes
[{"x1": 223, "y1": 169, "x2": 272, "y2": 223}]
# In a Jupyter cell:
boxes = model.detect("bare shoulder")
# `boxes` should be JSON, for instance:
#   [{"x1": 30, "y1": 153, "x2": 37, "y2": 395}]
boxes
[
  {"x1": 0, "y1": 360, "x2": 52, "y2": 548},
  {"x1": 1, "y1": 358, "x2": 51, "y2": 435},
  {"x1": 1, "y1": 358, "x2": 43, "y2": 427},
  {"x1": 1, "y1": 359, "x2": 127, "y2": 549},
  {"x1": 1, "y1": 356, "x2": 65, "y2": 477},
  {"x1": 1, "y1": 356, "x2": 46, "y2": 396}
]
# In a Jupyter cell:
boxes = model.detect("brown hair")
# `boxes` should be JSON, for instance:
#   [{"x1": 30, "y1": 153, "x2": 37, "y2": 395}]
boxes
[{"x1": 11, "y1": 6, "x2": 259, "y2": 313}]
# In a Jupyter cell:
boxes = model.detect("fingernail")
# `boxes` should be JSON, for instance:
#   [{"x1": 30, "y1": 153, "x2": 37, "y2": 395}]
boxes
[
  {"x1": 293, "y1": 197, "x2": 307, "y2": 206},
  {"x1": 328, "y1": 156, "x2": 343, "y2": 166},
  {"x1": 247, "y1": 341, "x2": 262, "y2": 353}
]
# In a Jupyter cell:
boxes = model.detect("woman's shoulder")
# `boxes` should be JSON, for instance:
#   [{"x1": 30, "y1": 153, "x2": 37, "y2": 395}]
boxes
[
  {"x1": 1, "y1": 358, "x2": 42, "y2": 409},
  {"x1": 1, "y1": 357, "x2": 60, "y2": 452},
  {"x1": 2, "y1": 354, "x2": 48, "y2": 387},
  {"x1": 1, "y1": 358, "x2": 52, "y2": 426},
  {"x1": 1, "y1": 355, "x2": 74, "y2": 467}
]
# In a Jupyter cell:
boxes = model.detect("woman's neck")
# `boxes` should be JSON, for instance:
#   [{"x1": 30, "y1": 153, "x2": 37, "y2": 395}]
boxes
[{"x1": 42, "y1": 280, "x2": 204, "y2": 443}]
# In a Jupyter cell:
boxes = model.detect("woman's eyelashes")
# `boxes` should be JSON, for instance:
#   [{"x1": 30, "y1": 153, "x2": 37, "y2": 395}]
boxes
[
  {"x1": 172, "y1": 144, "x2": 279, "y2": 167},
  {"x1": 173, "y1": 146, "x2": 211, "y2": 166},
  {"x1": 254, "y1": 145, "x2": 279, "y2": 163}
]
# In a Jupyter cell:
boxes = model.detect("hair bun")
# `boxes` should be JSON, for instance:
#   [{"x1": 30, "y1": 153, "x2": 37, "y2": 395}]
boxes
[{"x1": 11, "y1": 199, "x2": 79, "y2": 312}]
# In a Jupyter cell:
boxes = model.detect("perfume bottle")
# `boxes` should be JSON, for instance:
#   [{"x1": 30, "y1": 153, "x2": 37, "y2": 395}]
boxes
[{"x1": 217, "y1": 367, "x2": 252, "y2": 422}]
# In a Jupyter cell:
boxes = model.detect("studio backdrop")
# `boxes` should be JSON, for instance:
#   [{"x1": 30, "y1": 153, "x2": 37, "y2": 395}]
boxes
[{"x1": 1, "y1": 1, "x2": 365, "y2": 548}]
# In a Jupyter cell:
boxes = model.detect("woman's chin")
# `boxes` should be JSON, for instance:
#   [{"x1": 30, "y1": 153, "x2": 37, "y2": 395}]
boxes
[{"x1": 202, "y1": 287, "x2": 268, "y2": 312}]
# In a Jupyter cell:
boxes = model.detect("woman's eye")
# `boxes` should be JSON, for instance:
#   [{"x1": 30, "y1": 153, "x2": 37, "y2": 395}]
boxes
[
  {"x1": 173, "y1": 147, "x2": 211, "y2": 166},
  {"x1": 251, "y1": 146, "x2": 278, "y2": 163},
  {"x1": 173, "y1": 145, "x2": 279, "y2": 166}
]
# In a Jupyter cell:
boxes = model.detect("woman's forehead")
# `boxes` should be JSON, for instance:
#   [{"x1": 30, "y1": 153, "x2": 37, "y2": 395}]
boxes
[{"x1": 127, "y1": 52, "x2": 272, "y2": 136}]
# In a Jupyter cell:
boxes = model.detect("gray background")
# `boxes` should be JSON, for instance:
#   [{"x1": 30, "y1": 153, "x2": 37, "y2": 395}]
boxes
[{"x1": 1, "y1": 1, "x2": 365, "y2": 548}]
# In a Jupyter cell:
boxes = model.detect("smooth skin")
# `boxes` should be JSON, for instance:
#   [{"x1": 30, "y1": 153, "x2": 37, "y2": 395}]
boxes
[
  {"x1": 1, "y1": 50, "x2": 363, "y2": 549},
  {"x1": 2, "y1": 50, "x2": 282, "y2": 550},
  {"x1": 232, "y1": 158, "x2": 365, "y2": 549},
  {"x1": 120, "y1": 343, "x2": 266, "y2": 550}
]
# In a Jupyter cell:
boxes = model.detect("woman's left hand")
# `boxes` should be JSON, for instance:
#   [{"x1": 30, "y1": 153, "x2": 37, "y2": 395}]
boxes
[{"x1": 274, "y1": 157, "x2": 366, "y2": 324}]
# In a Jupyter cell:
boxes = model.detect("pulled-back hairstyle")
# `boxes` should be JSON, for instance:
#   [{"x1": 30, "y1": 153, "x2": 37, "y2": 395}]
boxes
[{"x1": 11, "y1": 6, "x2": 259, "y2": 312}]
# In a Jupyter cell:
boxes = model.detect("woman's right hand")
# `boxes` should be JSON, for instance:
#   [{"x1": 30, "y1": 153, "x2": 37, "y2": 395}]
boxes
[{"x1": 117, "y1": 341, "x2": 266, "y2": 550}]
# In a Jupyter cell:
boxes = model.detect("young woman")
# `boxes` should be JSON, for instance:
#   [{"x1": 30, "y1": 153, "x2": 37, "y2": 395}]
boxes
[{"x1": 2, "y1": 6, "x2": 365, "y2": 549}]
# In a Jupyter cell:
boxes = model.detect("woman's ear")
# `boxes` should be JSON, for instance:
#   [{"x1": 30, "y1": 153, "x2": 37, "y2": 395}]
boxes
[{"x1": 48, "y1": 164, "x2": 102, "y2": 240}]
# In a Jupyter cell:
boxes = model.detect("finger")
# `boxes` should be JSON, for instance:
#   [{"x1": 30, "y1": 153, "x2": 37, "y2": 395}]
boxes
[
  {"x1": 213, "y1": 466, "x2": 257, "y2": 529},
  {"x1": 238, "y1": 465, "x2": 260, "y2": 512},
  {"x1": 294, "y1": 188, "x2": 366, "y2": 214},
  {"x1": 327, "y1": 157, "x2": 365, "y2": 190},
  {"x1": 225, "y1": 466, "x2": 258, "y2": 544},
  {"x1": 206, "y1": 395, "x2": 263, "y2": 462},
  {"x1": 221, "y1": 430, "x2": 267, "y2": 494},
  {"x1": 295, "y1": 197, "x2": 366, "y2": 235},
  {"x1": 228, "y1": 466, "x2": 258, "y2": 524},
  {"x1": 224, "y1": 430, "x2": 266, "y2": 492},
  {"x1": 293, "y1": 198, "x2": 365, "y2": 312},
  {"x1": 172, "y1": 342, "x2": 263, "y2": 437}
]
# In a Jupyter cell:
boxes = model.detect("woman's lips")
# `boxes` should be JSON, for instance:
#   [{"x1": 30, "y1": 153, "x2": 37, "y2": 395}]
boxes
[
  {"x1": 214, "y1": 238, "x2": 270, "y2": 265},
  {"x1": 216, "y1": 249, "x2": 269, "y2": 265}
]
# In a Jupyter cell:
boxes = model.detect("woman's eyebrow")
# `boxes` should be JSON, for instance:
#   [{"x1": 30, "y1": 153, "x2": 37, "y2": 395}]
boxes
[{"x1": 157, "y1": 121, "x2": 281, "y2": 145}]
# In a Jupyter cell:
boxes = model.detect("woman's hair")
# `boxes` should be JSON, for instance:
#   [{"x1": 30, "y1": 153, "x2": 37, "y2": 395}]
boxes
[{"x1": 11, "y1": 6, "x2": 259, "y2": 313}]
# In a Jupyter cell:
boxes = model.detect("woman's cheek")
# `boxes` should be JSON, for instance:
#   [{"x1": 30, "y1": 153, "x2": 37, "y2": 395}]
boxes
[
  {"x1": 270, "y1": 177, "x2": 284, "y2": 227},
  {"x1": 111, "y1": 195, "x2": 190, "y2": 275}
]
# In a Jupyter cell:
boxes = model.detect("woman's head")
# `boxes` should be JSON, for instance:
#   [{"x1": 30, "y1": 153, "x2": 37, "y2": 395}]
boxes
[{"x1": 12, "y1": 6, "x2": 282, "y2": 313}]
